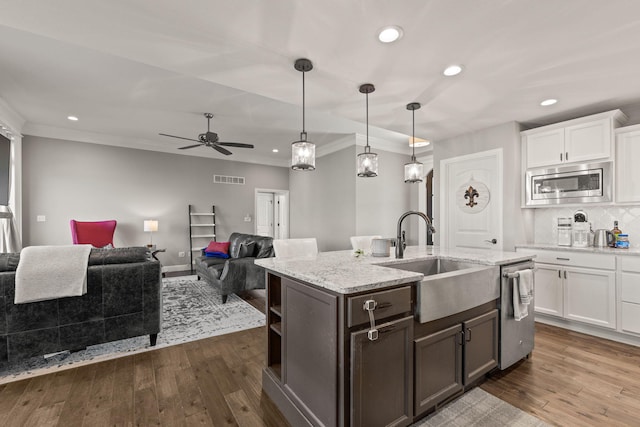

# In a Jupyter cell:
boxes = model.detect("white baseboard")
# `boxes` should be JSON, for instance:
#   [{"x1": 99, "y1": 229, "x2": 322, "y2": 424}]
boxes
[
  {"x1": 535, "y1": 314, "x2": 640, "y2": 347},
  {"x1": 162, "y1": 264, "x2": 191, "y2": 273}
]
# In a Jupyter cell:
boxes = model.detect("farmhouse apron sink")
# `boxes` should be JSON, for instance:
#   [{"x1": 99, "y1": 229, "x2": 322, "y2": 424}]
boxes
[{"x1": 383, "y1": 258, "x2": 500, "y2": 323}]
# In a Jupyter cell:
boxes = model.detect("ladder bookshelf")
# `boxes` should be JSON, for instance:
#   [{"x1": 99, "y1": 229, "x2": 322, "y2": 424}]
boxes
[{"x1": 189, "y1": 204, "x2": 216, "y2": 273}]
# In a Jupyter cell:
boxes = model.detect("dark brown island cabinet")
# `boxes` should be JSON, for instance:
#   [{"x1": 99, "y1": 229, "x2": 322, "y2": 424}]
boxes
[{"x1": 262, "y1": 272, "x2": 499, "y2": 427}]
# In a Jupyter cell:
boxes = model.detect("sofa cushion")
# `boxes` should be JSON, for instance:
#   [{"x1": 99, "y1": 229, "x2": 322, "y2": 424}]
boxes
[
  {"x1": 89, "y1": 246, "x2": 148, "y2": 265},
  {"x1": 255, "y1": 237, "x2": 274, "y2": 258},
  {"x1": 0, "y1": 253, "x2": 20, "y2": 272}
]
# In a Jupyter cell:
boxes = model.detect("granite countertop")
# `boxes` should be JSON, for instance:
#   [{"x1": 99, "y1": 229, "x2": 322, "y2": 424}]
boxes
[
  {"x1": 255, "y1": 246, "x2": 534, "y2": 294},
  {"x1": 516, "y1": 243, "x2": 640, "y2": 256}
]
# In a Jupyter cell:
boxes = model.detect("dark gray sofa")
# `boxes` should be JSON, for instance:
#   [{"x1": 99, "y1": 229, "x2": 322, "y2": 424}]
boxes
[
  {"x1": 194, "y1": 232, "x2": 274, "y2": 303},
  {"x1": 0, "y1": 246, "x2": 162, "y2": 365}
]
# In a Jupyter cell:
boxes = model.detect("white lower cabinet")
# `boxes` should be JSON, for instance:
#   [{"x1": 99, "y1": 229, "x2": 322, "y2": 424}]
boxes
[
  {"x1": 534, "y1": 265, "x2": 563, "y2": 317},
  {"x1": 563, "y1": 266, "x2": 615, "y2": 329},
  {"x1": 620, "y1": 257, "x2": 640, "y2": 334},
  {"x1": 535, "y1": 263, "x2": 616, "y2": 329}
]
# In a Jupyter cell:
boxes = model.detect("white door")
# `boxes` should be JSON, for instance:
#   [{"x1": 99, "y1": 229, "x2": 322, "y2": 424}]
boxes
[
  {"x1": 274, "y1": 193, "x2": 288, "y2": 239},
  {"x1": 440, "y1": 149, "x2": 503, "y2": 250},
  {"x1": 256, "y1": 192, "x2": 274, "y2": 237}
]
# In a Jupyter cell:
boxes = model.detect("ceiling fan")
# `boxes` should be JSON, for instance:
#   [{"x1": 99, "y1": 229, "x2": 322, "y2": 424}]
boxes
[{"x1": 159, "y1": 113, "x2": 254, "y2": 155}]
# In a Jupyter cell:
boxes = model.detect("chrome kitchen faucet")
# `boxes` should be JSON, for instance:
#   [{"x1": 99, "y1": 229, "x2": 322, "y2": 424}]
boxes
[{"x1": 396, "y1": 210, "x2": 436, "y2": 259}]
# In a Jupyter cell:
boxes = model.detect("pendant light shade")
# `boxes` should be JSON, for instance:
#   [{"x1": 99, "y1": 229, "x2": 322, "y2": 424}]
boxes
[
  {"x1": 404, "y1": 102, "x2": 424, "y2": 183},
  {"x1": 291, "y1": 58, "x2": 316, "y2": 171},
  {"x1": 357, "y1": 83, "x2": 378, "y2": 177}
]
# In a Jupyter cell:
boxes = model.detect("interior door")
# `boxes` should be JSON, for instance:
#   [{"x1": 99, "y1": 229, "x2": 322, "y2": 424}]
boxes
[
  {"x1": 256, "y1": 192, "x2": 274, "y2": 237},
  {"x1": 440, "y1": 149, "x2": 503, "y2": 250}
]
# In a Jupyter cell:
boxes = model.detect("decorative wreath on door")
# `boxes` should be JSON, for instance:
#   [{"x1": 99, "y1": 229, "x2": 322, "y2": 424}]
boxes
[{"x1": 456, "y1": 179, "x2": 490, "y2": 213}]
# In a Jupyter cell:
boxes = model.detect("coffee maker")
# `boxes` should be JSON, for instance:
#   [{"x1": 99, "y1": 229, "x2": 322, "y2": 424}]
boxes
[{"x1": 572, "y1": 210, "x2": 592, "y2": 248}]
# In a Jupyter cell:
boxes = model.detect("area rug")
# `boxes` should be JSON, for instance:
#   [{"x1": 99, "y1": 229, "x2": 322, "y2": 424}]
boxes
[
  {"x1": 413, "y1": 387, "x2": 549, "y2": 426},
  {"x1": 0, "y1": 276, "x2": 265, "y2": 384}
]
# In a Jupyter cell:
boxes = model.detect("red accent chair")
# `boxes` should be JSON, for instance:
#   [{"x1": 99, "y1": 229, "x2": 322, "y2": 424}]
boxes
[{"x1": 70, "y1": 220, "x2": 117, "y2": 248}]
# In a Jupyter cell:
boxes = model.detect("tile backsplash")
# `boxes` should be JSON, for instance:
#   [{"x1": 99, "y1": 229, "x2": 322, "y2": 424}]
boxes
[{"x1": 533, "y1": 205, "x2": 640, "y2": 249}]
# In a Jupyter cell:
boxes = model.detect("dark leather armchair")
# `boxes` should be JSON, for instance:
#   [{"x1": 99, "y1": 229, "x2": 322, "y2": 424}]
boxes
[{"x1": 194, "y1": 232, "x2": 274, "y2": 303}]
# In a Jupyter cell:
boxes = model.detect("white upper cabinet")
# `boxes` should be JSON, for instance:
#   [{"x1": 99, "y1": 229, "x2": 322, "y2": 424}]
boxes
[
  {"x1": 615, "y1": 124, "x2": 640, "y2": 203},
  {"x1": 522, "y1": 110, "x2": 627, "y2": 169}
]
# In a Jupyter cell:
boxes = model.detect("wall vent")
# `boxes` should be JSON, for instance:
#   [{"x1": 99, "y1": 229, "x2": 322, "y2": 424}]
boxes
[{"x1": 213, "y1": 174, "x2": 245, "y2": 185}]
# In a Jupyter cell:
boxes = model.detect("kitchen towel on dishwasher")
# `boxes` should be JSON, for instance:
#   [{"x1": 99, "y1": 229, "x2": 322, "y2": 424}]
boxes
[{"x1": 513, "y1": 270, "x2": 533, "y2": 321}]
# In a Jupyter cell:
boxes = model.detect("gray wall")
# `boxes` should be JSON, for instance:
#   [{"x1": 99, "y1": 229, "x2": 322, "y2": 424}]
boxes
[
  {"x1": 22, "y1": 136, "x2": 289, "y2": 268},
  {"x1": 433, "y1": 121, "x2": 533, "y2": 250},
  {"x1": 289, "y1": 146, "x2": 357, "y2": 251},
  {"x1": 289, "y1": 138, "x2": 418, "y2": 252},
  {"x1": 356, "y1": 148, "x2": 417, "y2": 243}
]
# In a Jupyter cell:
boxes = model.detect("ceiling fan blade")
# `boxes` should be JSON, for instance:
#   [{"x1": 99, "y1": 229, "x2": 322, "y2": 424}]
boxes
[
  {"x1": 178, "y1": 144, "x2": 203, "y2": 150},
  {"x1": 213, "y1": 145, "x2": 233, "y2": 156},
  {"x1": 159, "y1": 133, "x2": 200, "y2": 143},
  {"x1": 218, "y1": 142, "x2": 255, "y2": 149}
]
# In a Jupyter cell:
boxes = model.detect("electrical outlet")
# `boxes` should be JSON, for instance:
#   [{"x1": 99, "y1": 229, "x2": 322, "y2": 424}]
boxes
[
  {"x1": 37, "y1": 215, "x2": 46, "y2": 222},
  {"x1": 178, "y1": 251, "x2": 185, "y2": 258}
]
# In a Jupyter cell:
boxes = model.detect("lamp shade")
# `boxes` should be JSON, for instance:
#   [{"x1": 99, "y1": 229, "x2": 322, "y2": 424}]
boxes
[
  {"x1": 144, "y1": 220, "x2": 158, "y2": 232},
  {"x1": 357, "y1": 148, "x2": 378, "y2": 177},
  {"x1": 404, "y1": 158, "x2": 424, "y2": 183},
  {"x1": 291, "y1": 138, "x2": 316, "y2": 171}
]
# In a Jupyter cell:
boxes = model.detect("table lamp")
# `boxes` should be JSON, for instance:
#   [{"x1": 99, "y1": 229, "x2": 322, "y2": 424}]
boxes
[{"x1": 144, "y1": 220, "x2": 158, "y2": 248}]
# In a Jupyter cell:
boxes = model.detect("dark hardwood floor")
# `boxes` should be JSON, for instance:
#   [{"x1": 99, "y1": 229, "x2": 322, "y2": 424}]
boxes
[{"x1": 1, "y1": 277, "x2": 639, "y2": 426}]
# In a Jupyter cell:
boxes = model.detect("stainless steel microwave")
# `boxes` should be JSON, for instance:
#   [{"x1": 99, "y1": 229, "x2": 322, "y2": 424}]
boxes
[{"x1": 525, "y1": 161, "x2": 612, "y2": 206}]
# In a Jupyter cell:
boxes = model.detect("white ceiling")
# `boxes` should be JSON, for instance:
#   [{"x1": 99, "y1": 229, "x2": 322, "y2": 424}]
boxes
[{"x1": 2, "y1": 0, "x2": 640, "y2": 167}]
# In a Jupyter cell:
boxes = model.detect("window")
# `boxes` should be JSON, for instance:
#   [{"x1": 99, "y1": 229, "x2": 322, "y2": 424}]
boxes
[{"x1": 0, "y1": 134, "x2": 9, "y2": 206}]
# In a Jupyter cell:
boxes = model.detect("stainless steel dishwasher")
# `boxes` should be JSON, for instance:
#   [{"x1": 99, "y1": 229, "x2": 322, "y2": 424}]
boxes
[{"x1": 499, "y1": 260, "x2": 535, "y2": 370}]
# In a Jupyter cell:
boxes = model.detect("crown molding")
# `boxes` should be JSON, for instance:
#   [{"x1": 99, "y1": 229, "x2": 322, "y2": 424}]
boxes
[{"x1": 0, "y1": 97, "x2": 26, "y2": 137}]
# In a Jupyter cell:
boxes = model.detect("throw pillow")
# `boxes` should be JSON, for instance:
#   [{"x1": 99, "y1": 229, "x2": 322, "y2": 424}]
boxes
[
  {"x1": 205, "y1": 251, "x2": 230, "y2": 259},
  {"x1": 206, "y1": 241, "x2": 230, "y2": 254},
  {"x1": 237, "y1": 241, "x2": 256, "y2": 258}
]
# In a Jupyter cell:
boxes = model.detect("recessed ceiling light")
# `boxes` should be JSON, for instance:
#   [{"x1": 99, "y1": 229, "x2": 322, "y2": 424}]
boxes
[
  {"x1": 443, "y1": 65, "x2": 463, "y2": 76},
  {"x1": 377, "y1": 26, "x2": 403, "y2": 43},
  {"x1": 540, "y1": 99, "x2": 558, "y2": 106},
  {"x1": 67, "y1": 116, "x2": 79, "y2": 121},
  {"x1": 272, "y1": 149, "x2": 279, "y2": 153},
  {"x1": 409, "y1": 136, "x2": 430, "y2": 147}
]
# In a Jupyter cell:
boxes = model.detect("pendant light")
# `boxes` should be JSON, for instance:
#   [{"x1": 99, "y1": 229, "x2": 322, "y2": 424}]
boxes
[
  {"x1": 404, "y1": 102, "x2": 424, "y2": 183},
  {"x1": 357, "y1": 83, "x2": 378, "y2": 177},
  {"x1": 291, "y1": 58, "x2": 315, "y2": 171}
]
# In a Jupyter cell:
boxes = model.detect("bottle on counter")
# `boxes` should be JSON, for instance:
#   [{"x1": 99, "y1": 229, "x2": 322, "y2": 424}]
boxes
[{"x1": 610, "y1": 221, "x2": 622, "y2": 247}]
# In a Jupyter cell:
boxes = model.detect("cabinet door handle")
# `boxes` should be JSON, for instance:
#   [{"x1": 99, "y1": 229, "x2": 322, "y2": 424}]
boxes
[
  {"x1": 560, "y1": 152, "x2": 563, "y2": 162},
  {"x1": 566, "y1": 152, "x2": 569, "y2": 161},
  {"x1": 457, "y1": 330, "x2": 465, "y2": 346},
  {"x1": 556, "y1": 257, "x2": 570, "y2": 261},
  {"x1": 363, "y1": 299, "x2": 379, "y2": 341},
  {"x1": 564, "y1": 270, "x2": 567, "y2": 279},
  {"x1": 558, "y1": 270, "x2": 561, "y2": 279},
  {"x1": 466, "y1": 328, "x2": 472, "y2": 342},
  {"x1": 376, "y1": 302, "x2": 392, "y2": 310}
]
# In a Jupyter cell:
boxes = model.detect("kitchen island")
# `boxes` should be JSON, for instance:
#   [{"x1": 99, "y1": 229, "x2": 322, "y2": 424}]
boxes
[{"x1": 256, "y1": 246, "x2": 534, "y2": 427}]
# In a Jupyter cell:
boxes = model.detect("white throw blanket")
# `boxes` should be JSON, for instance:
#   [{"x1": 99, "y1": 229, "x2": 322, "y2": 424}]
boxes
[
  {"x1": 15, "y1": 245, "x2": 92, "y2": 304},
  {"x1": 513, "y1": 269, "x2": 534, "y2": 321}
]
